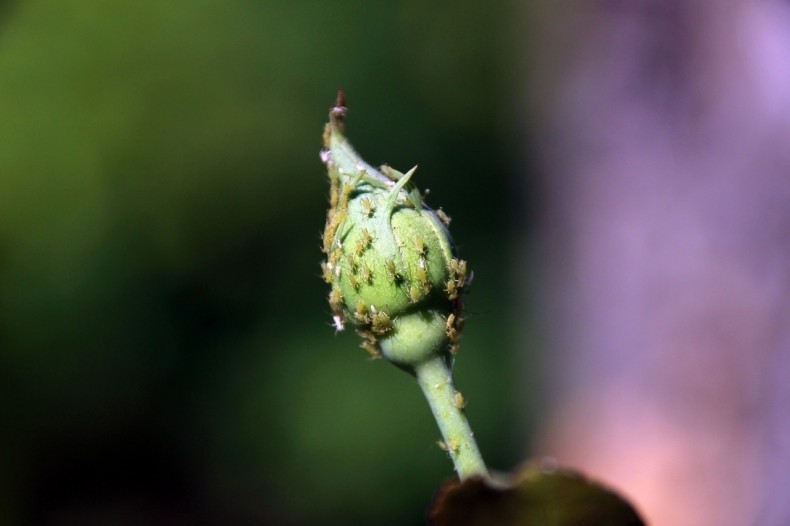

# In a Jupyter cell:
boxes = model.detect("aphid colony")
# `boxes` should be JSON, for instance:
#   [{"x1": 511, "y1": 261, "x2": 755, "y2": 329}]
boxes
[{"x1": 320, "y1": 96, "x2": 469, "y2": 367}]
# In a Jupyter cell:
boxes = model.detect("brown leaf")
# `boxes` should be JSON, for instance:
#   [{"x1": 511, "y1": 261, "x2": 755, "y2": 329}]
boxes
[{"x1": 430, "y1": 463, "x2": 645, "y2": 526}]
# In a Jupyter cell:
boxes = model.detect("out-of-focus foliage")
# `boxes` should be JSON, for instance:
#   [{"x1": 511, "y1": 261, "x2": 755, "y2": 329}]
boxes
[{"x1": 0, "y1": 1, "x2": 527, "y2": 524}]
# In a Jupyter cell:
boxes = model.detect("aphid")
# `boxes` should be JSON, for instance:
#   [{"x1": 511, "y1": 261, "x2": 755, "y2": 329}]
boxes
[
  {"x1": 332, "y1": 314, "x2": 345, "y2": 332},
  {"x1": 354, "y1": 299, "x2": 368, "y2": 323},
  {"x1": 392, "y1": 229, "x2": 405, "y2": 249},
  {"x1": 357, "y1": 327, "x2": 377, "y2": 343},
  {"x1": 445, "y1": 279, "x2": 458, "y2": 301},
  {"x1": 408, "y1": 284, "x2": 422, "y2": 303},
  {"x1": 381, "y1": 164, "x2": 402, "y2": 182},
  {"x1": 345, "y1": 254, "x2": 358, "y2": 272},
  {"x1": 355, "y1": 228, "x2": 373, "y2": 254},
  {"x1": 385, "y1": 260, "x2": 399, "y2": 281},
  {"x1": 335, "y1": 205, "x2": 349, "y2": 225},
  {"x1": 413, "y1": 235, "x2": 428, "y2": 257},
  {"x1": 329, "y1": 248, "x2": 342, "y2": 267},
  {"x1": 436, "y1": 208, "x2": 452, "y2": 226},
  {"x1": 323, "y1": 208, "x2": 347, "y2": 253},
  {"x1": 348, "y1": 273, "x2": 360, "y2": 290},
  {"x1": 359, "y1": 264, "x2": 373, "y2": 284},
  {"x1": 437, "y1": 439, "x2": 460, "y2": 453},
  {"x1": 325, "y1": 242, "x2": 343, "y2": 271},
  {"x1": 371, "y1": 311, "x2": 393, "y2": 335},
  {"x1": 322, "y1": 226, "x2": 334, "y2": 255},
  {"x1": 449, "y1": 342, "x2": 460, "y2": 355},
  {"x1": 445, "y1": 313, "x2": 456, "y2": 333},
  {"x1": 454, "y1": 391, "x2": 466, "y2": 410},
  {"x1": 328, "y1": 287, "x2": 343, "y2": 311},
  {"x1": 454, "y1": 259, "x2": 468, "y2": 285},
  {"x1": 449, "y1": 258, "x2": 466, "y2": 277},
  {"x1": 359, "y1": 228, "x2": 373, "y2": 247},
  {"x1": 353, "y1": 241, "x2": 365, "y2": 256},
  {"x1": 360, "y1": 197, "x2": 375, "y2": 217},
  {"x1": 320, "y1": 261, "x2": 332, "y2": 283},
  {"x1": 329, "y1": 183, "x2": 339, "y2": 209},
  {"x1": 360, "y1": 341, "x2": 381, "y2": 358},
  {"x1": 416, "y1": 267, "x2": 430, "y2": 293},
  {"x1": 402, "y1": 194, "x2": 418, "y2": 209}
]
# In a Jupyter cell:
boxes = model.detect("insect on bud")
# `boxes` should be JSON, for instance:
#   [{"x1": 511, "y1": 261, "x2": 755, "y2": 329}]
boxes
[{"x1": 320, "y1": 92, "x2": 468, "y2": 371}]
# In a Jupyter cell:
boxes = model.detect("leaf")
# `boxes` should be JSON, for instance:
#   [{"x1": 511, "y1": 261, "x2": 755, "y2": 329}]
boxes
[{"x1": 430, "y1": 463, "x2": 645, "y2": 526}]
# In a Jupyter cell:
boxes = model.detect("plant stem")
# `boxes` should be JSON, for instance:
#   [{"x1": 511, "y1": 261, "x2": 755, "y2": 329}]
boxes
[{"x1": 414, "y1": 356, "x2": 489, "y2": 480}]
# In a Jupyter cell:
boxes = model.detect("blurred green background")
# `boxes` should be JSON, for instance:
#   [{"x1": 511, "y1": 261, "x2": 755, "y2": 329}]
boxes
[{"x1": 0, "y1": 1, "x2": 536, "y2": 524}]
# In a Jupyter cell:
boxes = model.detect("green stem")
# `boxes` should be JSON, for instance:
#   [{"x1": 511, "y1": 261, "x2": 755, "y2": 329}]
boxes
[{"x1": 414, "y1": 356, "x2": 488, "y2": 480}]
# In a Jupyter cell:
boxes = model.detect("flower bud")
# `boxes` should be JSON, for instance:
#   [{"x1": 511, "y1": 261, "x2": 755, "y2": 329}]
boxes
[{"x1": 321, "y1": 94, "x2": 467, "y2": 371}]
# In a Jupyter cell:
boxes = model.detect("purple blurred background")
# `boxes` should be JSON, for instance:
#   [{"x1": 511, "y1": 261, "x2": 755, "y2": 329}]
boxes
[{"x1": 525, "y1": 2, "x2": 790, "y2": 524}]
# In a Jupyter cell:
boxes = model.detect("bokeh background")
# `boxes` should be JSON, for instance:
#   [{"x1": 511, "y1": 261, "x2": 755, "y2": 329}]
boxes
[
  {"x1": 0, "y1": 2, "x2": 530, "y2": 525},
  {"x1": 2, "y1": 1, "x2": 790, "y2": 525}
]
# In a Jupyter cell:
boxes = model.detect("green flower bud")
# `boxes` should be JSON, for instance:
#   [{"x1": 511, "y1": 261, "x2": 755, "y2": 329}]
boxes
[{"x1": 321, "y1": 93, "x2": 467, "y2": 370}]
